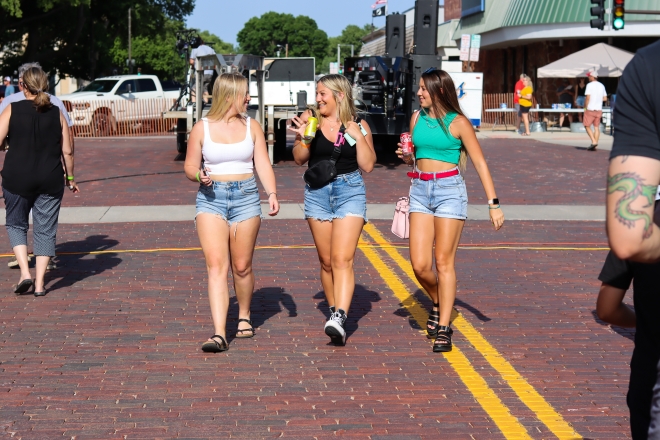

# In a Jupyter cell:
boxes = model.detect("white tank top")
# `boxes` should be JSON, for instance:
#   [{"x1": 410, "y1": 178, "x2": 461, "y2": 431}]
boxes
[{"x1": 201, "y1": 117, "x2": 254, "y2": 175}]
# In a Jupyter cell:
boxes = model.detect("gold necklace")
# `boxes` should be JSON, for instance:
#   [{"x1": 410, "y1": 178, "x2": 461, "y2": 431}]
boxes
[{"x1": 327, "y1": 118, "x2": 341, "y2": 132}]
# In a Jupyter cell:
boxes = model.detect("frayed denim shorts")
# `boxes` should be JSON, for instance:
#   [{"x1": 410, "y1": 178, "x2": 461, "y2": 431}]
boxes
[
  {"x1": 304, "y1": 170, "x2": 368, "y2": 222},
  {"x1": 408, "y1": 169, "x2": 468, "y2": 220},
  {"x1": 195, "y1": 175, "x2": 262, "y2": 225}
]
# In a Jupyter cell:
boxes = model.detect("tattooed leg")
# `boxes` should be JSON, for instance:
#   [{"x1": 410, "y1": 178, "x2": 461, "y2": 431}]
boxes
[{"x1": 607, "y1": 171, "x2": 657, "y2": 239}]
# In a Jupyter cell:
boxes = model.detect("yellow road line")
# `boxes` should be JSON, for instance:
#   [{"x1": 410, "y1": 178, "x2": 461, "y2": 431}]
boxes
[
  {"x1": 0, "y1": 245, "x2": 609, "y2": 259},
  {"x1": 358, "y1": 235, "x2": 532, "y2": 439},
  {"x1": 362, "y1": 223, "x2": 582, "y2": 440}
]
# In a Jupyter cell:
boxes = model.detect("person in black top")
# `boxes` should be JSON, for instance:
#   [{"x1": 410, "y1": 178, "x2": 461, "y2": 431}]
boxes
[
  {"x1": 605, "y1": 39, "x2": 660, "y2": 439},
  {"x1": 556, "y1": 79, "x2": 574, "y2": 128},
  {"x1": 289, "y1": 74, "x2": 376, "y2": 345},
  {"x1": 597, "y1": 195, "x2": 660, "y2": 439},
  {"x1": 0, "y1": 67, "x2": 79, "y2": 297}
]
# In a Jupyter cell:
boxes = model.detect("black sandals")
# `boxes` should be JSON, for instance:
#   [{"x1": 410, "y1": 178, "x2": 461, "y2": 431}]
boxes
[
  {"x1": 426, "y1": 303, "x2": 440, "y2": 339},
  {"x1": 433, "y1": 325, "x2": 454, "y2": 353},
  {"x1": 235, "y1": 319, "x2": 255, "y2": 339},
  {"x1": 14, "y1": 279, "x2": 33, "y2": 295},
  {"x1": 201, "y1": 335, "x2": 228, "y2": 353}
]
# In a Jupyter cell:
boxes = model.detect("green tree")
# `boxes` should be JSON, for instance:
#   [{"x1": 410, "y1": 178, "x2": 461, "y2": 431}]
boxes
[
  {"x1": 198, "y1": 30, "x2": 235, "y2": 54},
  {"x1": 320, "y1": 24, "x2": 372, "y2": 74},
  {"x1": 0, "y1": 0, "x2": 195, "y2": 80},
  {"x1": 237, "y1": 12, "x2": 328, "y2": 72},
  {"x1": 109, "y1": 24, "x2": 233, "y2": 82}
]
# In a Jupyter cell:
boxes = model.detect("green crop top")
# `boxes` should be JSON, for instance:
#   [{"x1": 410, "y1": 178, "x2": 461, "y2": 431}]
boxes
[{"x1": 412, "y1": 110, "x2": 462, "y2": 164}]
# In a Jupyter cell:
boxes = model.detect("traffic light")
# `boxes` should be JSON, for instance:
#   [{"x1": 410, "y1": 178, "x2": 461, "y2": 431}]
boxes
[
  {"x1": 613, "y1": 0, "x2": 625, "y2": 30},
  {"x1": 590, "y1": 0, "x2": 605, "y2": 30}
]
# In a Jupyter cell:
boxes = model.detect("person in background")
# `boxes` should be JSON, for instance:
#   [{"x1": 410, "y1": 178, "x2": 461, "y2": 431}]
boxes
[
  {"x1": 1, "y1": 62, "x2": 74, "y2": 270},
  {"x1": 189, "y1": 37, "x2": 216, "y2": 103},
  {"x1": 513, "y1": 73, "x2": 525, "y2": 134},
  {"x1": 0, "y1": 67, "x2": 79, "y2": 297},
  {"x1": 184, "y1": 73, "x2": 279, "y2": 353},
  {"x1": 3, "y1": 77, "x2": 15, "y2": 97},
  {"x1": 556, "y1": 79, "x2": 574, "y2": 128},
  {"x1": 519, "y1": 76, "x2": 533, "y2": 136},
  {"x1": 574, "y1": 77, "x2": 587, "y2": 122},
  {"x1": 584, "y1": 71, "x2": 607, "y2": 151}
]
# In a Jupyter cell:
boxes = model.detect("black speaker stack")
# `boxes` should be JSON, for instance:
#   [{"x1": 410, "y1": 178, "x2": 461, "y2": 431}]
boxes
[{"x1": 385, "y1": 13, "x2": 406, "y2": 58}]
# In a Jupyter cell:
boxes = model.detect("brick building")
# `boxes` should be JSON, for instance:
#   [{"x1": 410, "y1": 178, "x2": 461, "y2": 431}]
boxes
[{"x1": 446, "y1": 0, "x2": 660, "y2": 106}]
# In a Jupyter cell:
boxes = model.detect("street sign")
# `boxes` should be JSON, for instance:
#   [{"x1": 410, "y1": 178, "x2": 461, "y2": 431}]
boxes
[
  {"x1": 329, "y1": 62, "x2": 339, "y2": 74},
  {"x1": 470, "y1": 47, "x2": 480, "y2": 62},
  {"x1": 460, "y1": 34, "x2": 471, "y2": 61},
  {"x1": 469, "y1": 34, "x2": 480, "y2": 62}
]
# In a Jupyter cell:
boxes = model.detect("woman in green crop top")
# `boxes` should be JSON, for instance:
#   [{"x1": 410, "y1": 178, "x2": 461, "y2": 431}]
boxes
[{"x1": 396, "y1": 69, "x2": 504, "y2": 353}]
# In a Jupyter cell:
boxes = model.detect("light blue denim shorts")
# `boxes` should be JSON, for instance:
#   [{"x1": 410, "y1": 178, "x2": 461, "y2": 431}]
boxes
[
  {"x1": 304, "y1": 170, "x2": 368, "y2": 222},
  {"x1": 576, "y1": 96, "x2": 586, "y2": 107},
  {"x1": 408, "y1": 169, "x2": 468, "y2": 220},
  {"x1": 195, "y1": 175, "x2": 262, "y2": 225}
]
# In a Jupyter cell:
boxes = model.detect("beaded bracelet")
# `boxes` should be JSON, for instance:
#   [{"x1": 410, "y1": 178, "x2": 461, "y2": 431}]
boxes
[
  {"x1": 267, "y1": 192, "x2": 277, "y2": 197},
  {"x1": 67, "y1": 176, "x2": 74, "y2": 181},
  {"x1": 488, "y1": 204, "x2": 501, "y2": 210}
]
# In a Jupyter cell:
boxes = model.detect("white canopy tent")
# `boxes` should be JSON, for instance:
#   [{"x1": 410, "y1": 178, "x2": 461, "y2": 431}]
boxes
[{"x1": 537, "y1": 43, "x2": 634, "y2": 78}]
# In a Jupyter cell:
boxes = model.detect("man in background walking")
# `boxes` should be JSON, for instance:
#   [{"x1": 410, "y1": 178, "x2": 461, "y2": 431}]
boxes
[
  {"x1": 189, "y1": 37, "x2": 216, "y2": 103},
  {"x1": 584, "y1": 71, "x2": 607, "y2": 151},
  {"x1": 3, "y1": 77, "x2": 15, "y2": 97}
]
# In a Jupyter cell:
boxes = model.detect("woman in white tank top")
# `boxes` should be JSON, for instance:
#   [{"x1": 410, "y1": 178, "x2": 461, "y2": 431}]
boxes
[{"x1": 184, "y1": 73, "x2": 279, "y2": 353}]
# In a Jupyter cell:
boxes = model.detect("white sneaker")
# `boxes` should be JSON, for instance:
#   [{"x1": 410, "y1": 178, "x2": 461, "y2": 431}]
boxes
[{"x1": 324, "y1": 311, "x2": 346, "y2": 346}]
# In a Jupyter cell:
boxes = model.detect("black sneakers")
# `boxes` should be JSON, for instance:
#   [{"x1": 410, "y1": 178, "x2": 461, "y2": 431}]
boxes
[{"x1": 324, "y1": 309, "x2": 347, "y2": 346}]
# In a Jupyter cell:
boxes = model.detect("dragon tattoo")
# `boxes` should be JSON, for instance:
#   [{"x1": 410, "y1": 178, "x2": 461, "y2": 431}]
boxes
[{"x1": 608, "y1": 172, "x2": 657, "y2": 239}]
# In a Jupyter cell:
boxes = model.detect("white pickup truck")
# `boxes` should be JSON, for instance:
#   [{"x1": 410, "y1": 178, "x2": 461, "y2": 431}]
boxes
[{"x1": 59, "y1": 75, "x2": 180, "y2": 136}]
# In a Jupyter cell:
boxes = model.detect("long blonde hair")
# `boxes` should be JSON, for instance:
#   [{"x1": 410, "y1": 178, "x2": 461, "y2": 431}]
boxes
[
  {"x1": 311, "y1": 74, "x2": 357, "y2": 127},
  {"x1": 22, "y1": 67, "x2": 52, "y2": 113},
  {"x1": 205, "y1": 73, "x2": 247, "y2": 122}
]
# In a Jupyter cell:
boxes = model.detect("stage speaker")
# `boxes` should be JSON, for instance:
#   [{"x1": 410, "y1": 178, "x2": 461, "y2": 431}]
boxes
[
  {"x1": 385, "y1": 13, "x2": 406, "y2": 58},
  {"x1": 413, "y1": 0, "x2": 439, "y2": 55}
]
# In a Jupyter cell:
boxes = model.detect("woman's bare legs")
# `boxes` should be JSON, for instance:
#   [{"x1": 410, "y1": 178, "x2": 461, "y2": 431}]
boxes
[
  {"x1": 409, "y1": 213, "x2": 440, "y2": 325},
  {"x1": 13, "y1": 245, "x2": 32, "y2": 285},
  {"x1": 433, "y1": 217, "x2": 465, "y2": 327},
  {"x1": 308, "y1": 216, "x2": 364, "y2": 314},
  {"x1": 228, "y1": 217, "x2": 261, "y2": 333},
  {"x1": 34, "y1": 256, "x2": 50, "y2": 292},
  {"x1": 522, "y1": 113, "x2": 531, "y2": 135},
  {"x1": 196, "y1": 213, "x2": 231, "y2": 342}
]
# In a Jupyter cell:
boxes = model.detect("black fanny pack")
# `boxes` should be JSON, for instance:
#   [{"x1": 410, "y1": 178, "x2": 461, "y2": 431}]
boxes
[{"x1": 303, "y1": 124, "x2": 346, "y2": 189}]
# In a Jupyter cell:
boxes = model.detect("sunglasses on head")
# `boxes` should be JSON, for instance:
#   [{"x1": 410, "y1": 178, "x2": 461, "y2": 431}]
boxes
[{"x1": 423, "y1": 67, "x2": 438, "y2": 74}]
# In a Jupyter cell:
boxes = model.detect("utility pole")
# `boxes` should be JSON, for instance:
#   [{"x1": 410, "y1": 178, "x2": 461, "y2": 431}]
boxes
[
  {"x1": 285, "y1": 43, "x2": 288, "y2": 58},
  {"x1": 128, "y1": 7, "x2": 132, "y2": 74}
]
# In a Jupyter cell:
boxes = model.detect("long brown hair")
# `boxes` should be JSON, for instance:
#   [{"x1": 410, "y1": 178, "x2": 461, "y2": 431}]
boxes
[
  {"x1": 420, "y1": 69, "x2": 468, "y2": 172},
  {"x1": 21, "y1": 67, "x2": 52, "y2": 113}
]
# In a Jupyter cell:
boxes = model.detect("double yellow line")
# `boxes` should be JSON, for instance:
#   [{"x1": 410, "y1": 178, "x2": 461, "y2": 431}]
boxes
[{"x1": 360, "y1": 223, "x2": 582, "y2": 440}]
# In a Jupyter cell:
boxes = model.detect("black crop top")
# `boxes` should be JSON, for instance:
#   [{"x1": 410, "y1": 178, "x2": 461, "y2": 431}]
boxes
[{"x1": 307, "y1": 123, "x2": 359, "y2": 175}]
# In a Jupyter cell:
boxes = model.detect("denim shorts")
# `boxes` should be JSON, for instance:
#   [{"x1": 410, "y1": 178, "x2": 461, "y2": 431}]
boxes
[
  {"x1": 195, "y1": 175, "x2": 262, "y2": 225},
  {"x1": 304, "y1": 170, "x2": 368, "y2": 222},
  {"x1": 408, "y1": 169, "x2": 468, "y2": 220},
  {"x1": 576, "y1": 96, "x2": 586, "y2": 107}
]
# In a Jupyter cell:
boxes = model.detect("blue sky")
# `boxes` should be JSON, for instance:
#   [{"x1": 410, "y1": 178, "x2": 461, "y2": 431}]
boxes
[{"x1": 186, "y1": 0, "x2": 417, "y2": 46}]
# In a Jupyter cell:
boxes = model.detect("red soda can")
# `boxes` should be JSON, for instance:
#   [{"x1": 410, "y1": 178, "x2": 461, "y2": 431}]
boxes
[{"x1": 400, "y1": 132, "x2": 413, "y2": 155}]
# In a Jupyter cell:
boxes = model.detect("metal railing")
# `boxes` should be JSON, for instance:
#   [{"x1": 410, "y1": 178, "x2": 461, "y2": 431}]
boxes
[
  {"x1": 63, "y1": 97, "x2": 178, "y2": 137},
  {"x1": 481, "y1": 93, "x2": 516, "y2": 128}
]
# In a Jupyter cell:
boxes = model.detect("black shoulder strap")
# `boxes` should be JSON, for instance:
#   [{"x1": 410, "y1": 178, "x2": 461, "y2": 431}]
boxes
[{"x1": 329, "y1": 124, "x2": 346, "y2": 164}]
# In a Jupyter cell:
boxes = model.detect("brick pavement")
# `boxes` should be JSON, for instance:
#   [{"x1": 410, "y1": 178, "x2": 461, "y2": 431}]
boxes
[
  {"x1": 0, "y1": 136, "x2": 609, "y2": 208},
  {"x1": 0, "y1": 220, "x2": 632, "y2": 438}
]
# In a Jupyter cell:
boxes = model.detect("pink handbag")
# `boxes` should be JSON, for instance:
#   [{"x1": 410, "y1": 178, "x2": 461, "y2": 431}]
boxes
[{"x1": 391, "y1": 197, "x2": 410, "y2": 239}]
